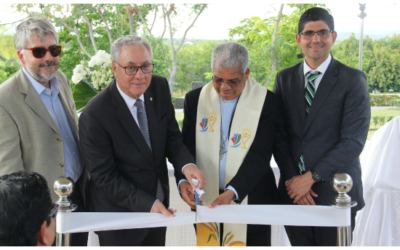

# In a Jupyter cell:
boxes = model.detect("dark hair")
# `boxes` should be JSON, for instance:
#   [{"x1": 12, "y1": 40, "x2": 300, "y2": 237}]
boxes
[
  {"x1": 298, "y1": 7, "x2": 334, "y2": 34},
  {"x1": 0, "y1": 171, "x2": 53, "y2": 246}
]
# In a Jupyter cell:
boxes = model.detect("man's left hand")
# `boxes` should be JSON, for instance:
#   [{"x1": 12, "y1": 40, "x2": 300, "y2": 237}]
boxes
[
  {"x1": 286, "y1": 171, "x2": 315, "y2": 204},
  {"x1": 208, "y1": 190, "x2": 235, "y2": 208},
  {"x1": 183, "y1": 164, "x2": 207, "y2": 191}
]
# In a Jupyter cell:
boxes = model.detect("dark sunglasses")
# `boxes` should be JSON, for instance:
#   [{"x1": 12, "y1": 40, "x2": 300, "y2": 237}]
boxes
[
  {"x1": 25, "y1": 45, "x2": 62, "y2": 58},
  {"x1": 48, "y1": 203, "x2": 59, "y2": 218}
]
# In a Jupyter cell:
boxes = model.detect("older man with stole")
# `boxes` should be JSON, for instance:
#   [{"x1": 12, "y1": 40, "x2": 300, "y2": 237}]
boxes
[
  {"x1": 0, "y1": 17, "x2": 87, "y2": 246},
  {"x1": 178, "y1": 42, "x2": 280, "y2": 246},
  {"x1": 79, "y1": 35, "x2": 206, "y2": 246},
  {"x1": 273, "y1": 7, "x2": 370, "y2": 246}
]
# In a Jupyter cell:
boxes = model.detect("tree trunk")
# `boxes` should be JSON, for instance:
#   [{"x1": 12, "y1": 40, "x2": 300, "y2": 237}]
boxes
[
  {"x1": 79, "y1": 10, "x2": 98, "y2": 53},
  {"x1": 166, "y1": 4, "x2": 207, "y2": 94},
  {"x1": 265, "y1": 4, "x2": 284, "y2": 88},
  {"x1": 78, "y1": 46, "x2": 82, "y2": 60},
  {"x1": 169, "y1": 59, "x2": 178, "y2": 94},
  {"x1": 129, "y1": 13, "x2": 134, "y2": 35},
  {"x1": 96, "y1": 6, "x2": 113, "y2": 44},
  {"x1": 62, "y1": 21, "x2": 92, "y2": 58}
]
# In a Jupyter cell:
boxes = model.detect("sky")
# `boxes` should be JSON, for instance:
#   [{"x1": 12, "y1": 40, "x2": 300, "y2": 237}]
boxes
[{"x1": 0, "y1": 1, "x2": 399, "y2": 41}]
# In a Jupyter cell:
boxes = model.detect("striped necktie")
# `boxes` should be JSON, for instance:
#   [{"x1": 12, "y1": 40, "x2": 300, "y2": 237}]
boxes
[
  {"x1": 134, "y1": 99, "x2": 165, "y2": 202},
  {"x1": 298, "y1": 71, "x2": 321, "y2": 174}
]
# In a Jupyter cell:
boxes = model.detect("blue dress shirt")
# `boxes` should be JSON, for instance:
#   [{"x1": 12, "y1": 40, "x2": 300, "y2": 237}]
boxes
[
  {"x1": 219, "y1": 96, "x2": 239, "y2": 200},
  {"x1": 179, "y1": 96, "x2": 239, "y2": 201},
  {"x1": 22, "y1": 68, "x2": 82, "y2": 182}
]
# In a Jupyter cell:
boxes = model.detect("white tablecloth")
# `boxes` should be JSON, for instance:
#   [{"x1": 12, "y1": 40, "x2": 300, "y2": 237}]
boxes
[{"x1": 353, "y1": 116, "x2": 400, "y2": 246}]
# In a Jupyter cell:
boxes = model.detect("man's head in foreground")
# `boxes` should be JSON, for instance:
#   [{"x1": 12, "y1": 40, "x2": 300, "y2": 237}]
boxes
[{"x1": 0, "y1": 171, "x2": 57, "y2": 246}]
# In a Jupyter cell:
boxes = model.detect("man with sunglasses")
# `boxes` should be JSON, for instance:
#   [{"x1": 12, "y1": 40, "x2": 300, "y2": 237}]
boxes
[
  {"x1": 273, "y1": 7, "x2": 370, "y2": 246},
  {"x1": 78, "y1": 35, "x2": 206, "y2": 246},
  {"x1": 0, "y1": 17, "x2": 88, "y2": 246},
  {"x1": 178, "y1": 42, "x2": 280, "y2": 246},
  {"x1": 0, "y1": 171, "x2": 57, "y2": 246}
]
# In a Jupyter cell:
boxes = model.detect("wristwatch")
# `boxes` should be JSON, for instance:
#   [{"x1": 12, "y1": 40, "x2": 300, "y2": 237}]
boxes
[{"x1": 311, "y1": 170, "x2": 322, "y2": 182}]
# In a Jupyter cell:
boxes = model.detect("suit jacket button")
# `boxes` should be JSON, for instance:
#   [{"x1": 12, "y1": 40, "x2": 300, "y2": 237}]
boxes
[
  {"x1": 59, "y1": 163, "x2": 64, "y2": 168},
  {"x1": 57, "y1": 138, "x2": 62, "y2": 142},
  {"x1": 302, "y1": 141, "x2": 306, "y2": 145}
]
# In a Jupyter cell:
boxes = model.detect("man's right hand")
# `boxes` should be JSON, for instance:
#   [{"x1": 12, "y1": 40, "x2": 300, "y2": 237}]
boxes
[
  {"x1": 179, "y1": 181, "x2": 198, "y2": 209},
  {"x1": 150, "y1": 200, "x2": 175, "y2": 218},
  {"x1": 296, "y1": 189, "x2": 318, "y2": 205}
]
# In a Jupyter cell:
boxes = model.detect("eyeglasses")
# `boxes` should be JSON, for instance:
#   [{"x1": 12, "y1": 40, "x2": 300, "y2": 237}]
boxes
[
  {"x1": 114, "y1": 61, "x2": 154, "y2": 75},
  {"x1": 299, "y1": 29, "x2": 333, "y2": 38},
  {"x1": 25, "y1": 45, "x2": 62, "y2": 58},
  {"x1": 48, "y1": 203, "x2": 59, "y2": 218},
  {"x1": 212, "y1": 76, "x2": 243, "y2": 87}
]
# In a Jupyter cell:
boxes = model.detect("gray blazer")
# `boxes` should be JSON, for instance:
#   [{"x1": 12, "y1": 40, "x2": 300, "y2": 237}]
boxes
[
  {"x1": 273, "y1": 57, "x2": 370, "y2": 212},
  {"x1": 0, "y1": 69, "x2": 86, "y2": 202}
]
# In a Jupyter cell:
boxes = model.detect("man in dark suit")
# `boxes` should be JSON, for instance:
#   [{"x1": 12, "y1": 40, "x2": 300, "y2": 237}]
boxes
[
  {"x1": 79, "y1": 35, "x2": 206, "y2": 246},
  {"x1": 179, "y1": 42, "x2": 280, "y2": 246},
  {"x1": 273, "y1": 7, "x2": 370, "y2": 246}
]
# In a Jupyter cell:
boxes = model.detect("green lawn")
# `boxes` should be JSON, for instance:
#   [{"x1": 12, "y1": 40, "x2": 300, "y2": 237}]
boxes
[
  {"x1": 371, "y1": 109, "x2": 400, "y2": 117},
  {"x1": 175, "y1": 112, "x2": 184, "y2": 121},
  {"x1": 369, "y1": 108, "x2": 400, "y2": 140}
]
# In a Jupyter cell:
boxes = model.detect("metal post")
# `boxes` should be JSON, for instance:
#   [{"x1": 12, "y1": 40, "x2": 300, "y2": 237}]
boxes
[
  {"x1": 331, "y1": 173, "x2": 357, "y2": 246},
  {"x1": 53, "y1": 176, "x2": 77, "y2": 247},
  {"x1": 358, "y1": 4, "x2": 367, "y2": 71}
]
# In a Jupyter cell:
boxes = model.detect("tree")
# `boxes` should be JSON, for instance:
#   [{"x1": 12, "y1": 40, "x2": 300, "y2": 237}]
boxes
[
  {"x1": 367, "y1": 45, "x2": 400, "y2": 92},
  {"x1": 332, "y1": 34, "x2": 400, "y2": 92},
  {"x1": 175, "y1": 40, "x2": 220, "y2": 93},
  {"x1": 135, "y1": 3, "x2": 208, "y2": 94},
  {"x1": 12, "y1": 4, "x2": 171, "y2": 78},
  {"x1": 13, "y1": 4, "x2": 154, "y2": 58},
  {"x1": 0, "y1": 28, "x2": 18, "y2": 64},
  {"x1": 229, "y1": 4, "x2": 327, "y2": 90},
  {"x1": 266, "y1": 4, "x2": 284, "y2": 88},
  {"x1": 0, "y1": 26, "x2": 19, "y2": 83}
]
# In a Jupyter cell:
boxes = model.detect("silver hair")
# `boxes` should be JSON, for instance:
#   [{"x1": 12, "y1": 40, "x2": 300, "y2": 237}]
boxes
[
  {"x1": 211, "y1": 42, "x2": 249, "y2": 75},
  {"x1": 14, "y1": 17, "x2": 59, "y2": 51},
  {"x1": 111, "y1": 35, "x2": 153, "y2": 62}
]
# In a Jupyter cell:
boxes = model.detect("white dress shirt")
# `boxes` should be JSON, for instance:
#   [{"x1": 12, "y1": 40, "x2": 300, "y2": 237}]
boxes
[
  {"x1": 303, "y1": 54, "x2": 332, "y2": 92},
  {"x1": 116, "y1": 82, "x2": 145, "y2": 128},
  {"x1": 300, "y1": 54, "x2": 332, "y2": 171}
]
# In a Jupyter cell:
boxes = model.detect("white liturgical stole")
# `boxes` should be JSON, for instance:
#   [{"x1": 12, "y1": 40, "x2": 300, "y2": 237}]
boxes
[{"x1": 195, "y1": 77, "x2": 266, "y2": 246}]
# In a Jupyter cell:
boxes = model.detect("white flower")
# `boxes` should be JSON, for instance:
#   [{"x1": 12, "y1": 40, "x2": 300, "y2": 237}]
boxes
[
  {"x1": 71, "y1": 73, "x2": 85, "y2": 84},
  {"x1": 72, "y1": 50, "x2": 113, "y2": 91},
  {"x1": 89, "y1": 50, "x2": 111, "y2": 67}
]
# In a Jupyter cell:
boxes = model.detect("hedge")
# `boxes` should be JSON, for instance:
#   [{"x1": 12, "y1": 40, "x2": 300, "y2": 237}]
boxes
[{"x1": 370, "y1": 94, "x2": 400, "y2": 107}]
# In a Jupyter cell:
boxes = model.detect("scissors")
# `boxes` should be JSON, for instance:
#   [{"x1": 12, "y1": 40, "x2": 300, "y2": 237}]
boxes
[{"x1": 192, "y1": 178, "x2": 201, "y2": 206}]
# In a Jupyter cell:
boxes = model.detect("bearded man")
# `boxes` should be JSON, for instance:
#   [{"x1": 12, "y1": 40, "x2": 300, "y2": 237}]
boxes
[
  {"x1": 0, "y1": 17, "x2": 88, "y2": 246},
  {"x1": 179, "y1": 42, "x2": 280, "y2": 246}
]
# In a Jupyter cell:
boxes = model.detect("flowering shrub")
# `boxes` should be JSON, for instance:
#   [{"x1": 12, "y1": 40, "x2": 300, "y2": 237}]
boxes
[
  {"x1": 370, "y1": 94, "x2": 400, "y2": 107},
  {"x1": 71, "y1": 50, "x2": 114, "y2": 91}
]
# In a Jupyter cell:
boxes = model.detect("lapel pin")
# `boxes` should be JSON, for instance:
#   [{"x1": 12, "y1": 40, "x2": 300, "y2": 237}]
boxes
[{"x1": 150, "y1": 97, "x2": 153, "y2": 101}]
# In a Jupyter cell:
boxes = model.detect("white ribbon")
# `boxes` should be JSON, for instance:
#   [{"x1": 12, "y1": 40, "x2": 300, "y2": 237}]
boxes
[
  {"x1": 196, "y1": 205, "x2": 350, "y2": 227},
  {"x1": 56, "y1": 205, "x2": 350, "y2": 234}
]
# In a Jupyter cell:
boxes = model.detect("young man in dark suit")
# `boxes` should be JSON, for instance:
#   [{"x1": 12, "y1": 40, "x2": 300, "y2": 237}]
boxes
[
  {"x1": 79, "y1": 35, "x2": 206, "y2": 246},
  {"x1": 273, "y1": 7, "x2": 370, "y2": 246}
]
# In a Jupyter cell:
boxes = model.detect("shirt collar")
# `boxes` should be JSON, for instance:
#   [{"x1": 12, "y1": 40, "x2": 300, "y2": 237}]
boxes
[
  {"x1": 21, "y1": 67, "x2": 59, "y2": 95},
  {"x1": 303, "y1": 54, "x2": 332, "y2": 76},
  {"x1": 220, "y1": 96, "x2": 239, "y2": 104},
  {"x1": 116, "y1": 81, "x2": 145, "y2": 109}
]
